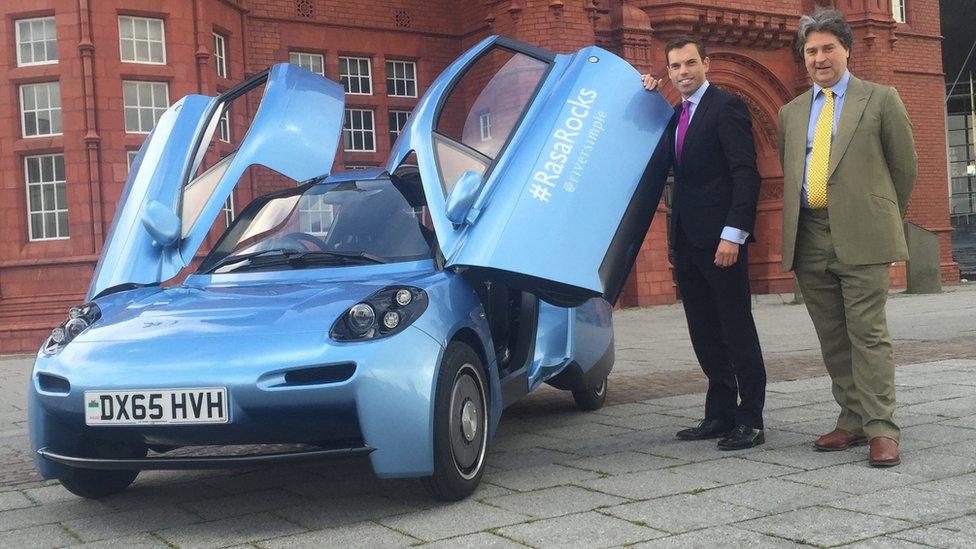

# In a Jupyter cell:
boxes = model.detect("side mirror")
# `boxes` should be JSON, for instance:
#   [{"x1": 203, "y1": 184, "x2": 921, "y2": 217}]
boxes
[
  {"x1": 445, "y1": 170, "x2": 484, "y2": 225},
  {"x1": 141, "y1": 200, "x2": 181, "y2": 246}
]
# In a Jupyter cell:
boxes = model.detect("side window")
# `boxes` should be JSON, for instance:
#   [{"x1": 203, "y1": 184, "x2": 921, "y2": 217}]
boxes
[{"x1": 433, "y1": 47, "x2": 548, "y2": 195}]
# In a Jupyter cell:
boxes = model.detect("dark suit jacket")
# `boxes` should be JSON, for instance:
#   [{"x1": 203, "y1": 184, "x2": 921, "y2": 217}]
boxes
[{"x1": 648, "y1": 85, "x2": 762, "y2": 254}]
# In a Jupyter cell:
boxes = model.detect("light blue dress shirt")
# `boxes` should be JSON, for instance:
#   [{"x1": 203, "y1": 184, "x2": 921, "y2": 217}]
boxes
[
  {"x1": 675, "y1": 80, "x2": 749, "y2": 245},
  {"x1": 802, "y1": 70, "x2": 851, "y2": 208}
]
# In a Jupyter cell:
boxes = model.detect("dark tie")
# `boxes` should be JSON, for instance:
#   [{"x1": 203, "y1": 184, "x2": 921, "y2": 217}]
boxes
[{"x1": 676, "y1": 100, "x2": 691, "y2": 164}]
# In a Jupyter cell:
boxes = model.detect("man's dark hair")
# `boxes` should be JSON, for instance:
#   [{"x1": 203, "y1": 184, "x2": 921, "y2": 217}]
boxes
[
  {"x1": 664, "y1": 36, "x2": 706, "y2": 64},
  {"x1": 796, "y1": 7, "x2": 854, "y2": 59}
]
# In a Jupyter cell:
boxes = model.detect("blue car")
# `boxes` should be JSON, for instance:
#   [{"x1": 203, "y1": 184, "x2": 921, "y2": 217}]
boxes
[{"x1": 29, "y1": 36, "x2": 672, "y2": 501}]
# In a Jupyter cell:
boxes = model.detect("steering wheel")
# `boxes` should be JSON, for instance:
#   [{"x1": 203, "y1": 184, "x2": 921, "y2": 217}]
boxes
[{"x1": 278, "y1": 232, "x2": 329, "y2": 252}]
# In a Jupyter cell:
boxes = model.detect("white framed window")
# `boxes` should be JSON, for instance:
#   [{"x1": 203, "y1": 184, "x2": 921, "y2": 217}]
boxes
[
  {"x1": 218, "y1": 107, "x2": 231, "y2": 142},
  {"x1": 222, "y1": 194, "x2": 235, "y2": 227},
  {"x1": 299, "y1": 194, "x2": 334, "y2": 235},
  {"x1": 126, "y1": 150, "x2": 139, "y2": 170},
  {"x1": 16, "y1": 17, "x2": 58, "y2": 66},
  {"x1": 213, "y1": 33, "x2": 227, "y2": 78},
  {"x1": 20, "y1": 82, "x2": 62, "y2": 138},
  {"x1": 289, "y1": 51, "x2": 324, "y2": 76},
  {"x1": 339, "y1": 56, "x2": 372, "y2": 95},
  {"x1": 892, "y1": 0, "x2": 906, "y2": 23},
  {"x1": 123, "y1": 81, "x2": 169, "y2": 133},
  {"x1": 119, "y1": 16, "x2": 166, "y2": 64},
  {"x1": 25, "y1": 153, "x2": 68, "y2": 241},
  {"x1": 343, "y1": 109, "x2": 375, "y2": 152},
  {"x1": 386, "y1": 60, "x2": 417, "y2": 97},
  {"x1": 479, "y1": 111, "x2": 491, "y2": 142},
  {"x1": 389, "y1": 110, "x2": 410, "y2": 146}
]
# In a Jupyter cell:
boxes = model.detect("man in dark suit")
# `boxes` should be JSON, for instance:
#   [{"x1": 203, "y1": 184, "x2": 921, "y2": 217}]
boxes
[{"x1": 642, "y1": 36, "x2": 766, "y2": 450}]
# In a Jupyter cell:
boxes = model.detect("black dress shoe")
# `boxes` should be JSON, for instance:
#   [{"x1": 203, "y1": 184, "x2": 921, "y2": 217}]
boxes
[
  {"x1": 676, "y1": 419, "x2": 733, "y2": 440},
  {"x1": 717, "y1": 424, "x2": 765, "y2": 450}
]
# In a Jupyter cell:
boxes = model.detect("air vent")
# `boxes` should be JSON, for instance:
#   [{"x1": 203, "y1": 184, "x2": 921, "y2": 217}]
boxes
[
  {"x1": 283, "y1": 363, "x2": 356, "y2": 386},
  {"x1": 37, "y1": 373, "x2": 71, "y2": 394},
  {"x1": 394, "y1": 10, "x2": 411, "y2": 28},
  {"x1": 296, "y1": 0, "x2": 314, "y2": 18}
]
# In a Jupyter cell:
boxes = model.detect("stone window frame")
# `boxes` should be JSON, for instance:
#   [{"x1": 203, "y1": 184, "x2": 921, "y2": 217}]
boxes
[
  {"x1": 20, "y1": 82, "x2": 62, "y2": 138},
  {"x1": 388, "y1": 109, "x2": 410, "y2": 147},
  {"x1": 118, "y1": 15, "x2": 166, "y2": 65},
  {"x1": 218, "y1": 106, "x2": 231, "y2": 143},
  {"x1": 386, "y1": 59, "x2": 417, "y2": 98},
  {"x1": 892, "y1": 0, "x2": 907, "y2": 23},
  {"x1": 339, "y1": 56, "x2": 372, "y2": 95},
  {"x1": 213, "y1": 32, "x2": 228, "y2": 78},
  {"x1": 343, "y1": 108, "x2": 376, "y2": 152},
  {"x1": 15, "y1": 16, "x2": 58, "y2": 66},
  {"x1": 24, "y1": 153, "x2": 69, "y2": 241},
  {"x1": 289, "y1": 51, "x2": 325, "y2": 76},
  {"x1": 123, "y1": 80, "x2": 170, "y2": 134}
]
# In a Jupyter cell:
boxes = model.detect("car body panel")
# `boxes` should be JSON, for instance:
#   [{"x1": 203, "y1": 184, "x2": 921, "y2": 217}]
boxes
[
  {"x1": 389, "y1": 35, "x2": 673, "y2": 303},
  {"x1": 88, "y1": 64, "x2": 344, "y2": 300}
]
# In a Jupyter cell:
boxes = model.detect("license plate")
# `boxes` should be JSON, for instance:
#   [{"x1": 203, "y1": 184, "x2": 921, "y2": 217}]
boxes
[{"x1": 85, "y1": 388, "x2": 229, "y2": 425}]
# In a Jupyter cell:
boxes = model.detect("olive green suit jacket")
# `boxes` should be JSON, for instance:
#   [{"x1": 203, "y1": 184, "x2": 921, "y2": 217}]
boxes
[{"x1": 777, "y1": 75, "x2": 918, "y2": 271}]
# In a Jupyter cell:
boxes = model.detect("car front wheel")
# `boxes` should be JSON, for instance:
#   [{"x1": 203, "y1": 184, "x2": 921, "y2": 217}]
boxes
[
  {"x1": 59, "y1": 443, "x2": 145, "y2": 499},
  {"x1": 423, "y1": 341, "x2": 489, "y2": 501},
  {"x1": 572, "y1": 377, "x2": 607, "y2": 411}
]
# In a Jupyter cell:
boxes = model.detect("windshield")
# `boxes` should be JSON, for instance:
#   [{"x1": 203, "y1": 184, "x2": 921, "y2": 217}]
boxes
[{"x1": 199, "y1": 175, "x2": 434, "y2": 274}]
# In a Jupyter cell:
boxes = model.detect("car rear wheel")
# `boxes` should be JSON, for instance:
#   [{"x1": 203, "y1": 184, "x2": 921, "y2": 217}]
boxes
[
  {"x1": 572, "y1": 377, "x2": 607, "y2": 411},
  {"x1": 59, "y1": 444, "x2": 145, "y2": 499},
  {"x1": 422, "y1": 341, "x2": 489, "y2": 501}
]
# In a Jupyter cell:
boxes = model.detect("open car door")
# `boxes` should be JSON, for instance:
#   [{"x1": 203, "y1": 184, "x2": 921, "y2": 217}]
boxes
[
  {"x1": 388, "y1": 36, "x2": 673, "y2": 306},
  {"x1": 87, "y1": 64, "x2": 344, "y2": 300}
]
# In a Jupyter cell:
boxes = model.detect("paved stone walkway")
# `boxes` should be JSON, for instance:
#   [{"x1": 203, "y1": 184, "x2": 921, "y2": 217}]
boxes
[{"x1": 1, "y1": 285, "x2": 975, "y2": 547}]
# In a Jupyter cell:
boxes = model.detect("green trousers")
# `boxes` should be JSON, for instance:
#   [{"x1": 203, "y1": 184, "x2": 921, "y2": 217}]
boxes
[{"x1": 793, "y1": 209, "x2": 899, "y2": 441}]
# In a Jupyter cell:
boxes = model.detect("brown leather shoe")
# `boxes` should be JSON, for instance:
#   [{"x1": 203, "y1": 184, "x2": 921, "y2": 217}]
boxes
[
  {"x1": 869, "y1": 437, "x2": 900, "y2": 467},
  {"x1": 814, "y1": 429, "x2": 868, "y2": 451}
]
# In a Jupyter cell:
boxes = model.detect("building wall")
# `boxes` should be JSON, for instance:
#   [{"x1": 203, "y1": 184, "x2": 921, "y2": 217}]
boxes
[{"x1": 0, "y1": 0, "x2": 956, "y2": 353}]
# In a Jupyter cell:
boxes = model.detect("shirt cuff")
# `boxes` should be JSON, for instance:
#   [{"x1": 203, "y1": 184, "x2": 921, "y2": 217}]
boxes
[{"x1": 720, "y1": 226, "x2": 749, "y2": 245}]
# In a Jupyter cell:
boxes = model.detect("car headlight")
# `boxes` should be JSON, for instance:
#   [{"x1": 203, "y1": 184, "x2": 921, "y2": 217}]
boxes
[
  {"x1": 43, "y1": 302, "x2": 101, "y2": 354},
  {"x1": 330, "y1": 286, "x2": 428, "y2": 341}
]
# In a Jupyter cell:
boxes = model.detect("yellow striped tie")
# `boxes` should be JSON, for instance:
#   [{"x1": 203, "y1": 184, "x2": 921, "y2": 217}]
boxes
[{"x1": 807, "y1": 88, "x2": 833, "y2": 209}]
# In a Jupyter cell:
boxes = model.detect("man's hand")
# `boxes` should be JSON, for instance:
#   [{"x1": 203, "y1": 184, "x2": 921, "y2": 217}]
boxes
[
  {"x1": 714, "y1": 240, "x2": 740, "y2": 268},
  {"x1": 641, "y1": 74, "x2": 664, "y2": 92}
]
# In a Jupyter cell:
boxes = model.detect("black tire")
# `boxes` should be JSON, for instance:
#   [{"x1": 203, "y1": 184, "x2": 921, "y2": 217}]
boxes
[
  {"x1": 59, "y1": 443, "x2": 145, "y2": 499},
  {"x1": 572, "y1": 377, "x2": 607, "y2": 411},
  {"x1": 422, "y1": 341, "x2": 489, "y2": 501}
]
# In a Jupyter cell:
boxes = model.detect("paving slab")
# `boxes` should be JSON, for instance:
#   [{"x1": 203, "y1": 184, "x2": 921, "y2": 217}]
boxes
[
  {"x1": 482, "y1": 485, "x2": 627, "y2": 519},
  {"x1": 0, "y1": 523, "x2": 77, "y2": 548},
  {"x1": 630, "y1": 525, "x2": 809, "y2": 548},
  {"x1": 273, "y1": 494, "x2": 416, "y2": 530},
  {"x1": 485, "y1": 463, "x2": 602, "y2": 492},
  {"x1": 180, "y1": 488, "x2": 311, "y2": 521},
  {"x1": 703, "y1": 477, "x2": 846, "y2": 513},
  {"x1": 495, "y1": 511, "x2": 666, "y2": 548},
  {"x1": 782, "y1": 462, "x2": 930, "y2": 494},
  {"x1": 420, "y1": 531, "x2": 527, "y2": 548},
  {"x1": 75, "y1": 533, "x2": 172, "y2": 549},
  {"x1": 602, "y1": 492, "x2": 764, "y2": 534},
  {"x1": 154, "y1": 512, "x2": 305, "y2": 548},
  {"x1": 261, "y1": 519, "x2": 418, "y2": 548},
  {"x1": 63, "y1": 504, "x2": 199, "y2": 542},
  {"x1": 827, "y1": 485, "x2": 976, "y2": 524},
  {"x1": 0, "y1": 490, "x2": 33, "y2": 512},
  {"x1": 561, "y1": 451, "x2": 687, "y2": 475},
  {"x1": 737, "y1": 506, "x2": 913, "y2": 546},
  {"x1": 378, "y1": 499, "x2": 530, "y2": 542},
  {"x1": 580, "y1": 468, "x2": 721, "y2": 500},
  {"x1": 889, "y1": 515, "x2": 976, "y2": 548},
  {"x1": 667, "y1": 457, "x2": 801, "y2": 486}
]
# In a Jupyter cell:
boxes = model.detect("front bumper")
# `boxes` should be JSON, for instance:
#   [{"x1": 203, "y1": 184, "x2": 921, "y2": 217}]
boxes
[
  {"x1": 37, "y1": 445, "x2": 373, "y2": 470},
  {"x1": 29, "y1": 325, "x2": 445, "y2": 479}
]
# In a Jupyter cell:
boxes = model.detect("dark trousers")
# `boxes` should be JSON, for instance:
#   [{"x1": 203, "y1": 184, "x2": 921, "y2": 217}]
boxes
[{"x1": 673, "y1": 228, "x2": 767, "y2": 429}]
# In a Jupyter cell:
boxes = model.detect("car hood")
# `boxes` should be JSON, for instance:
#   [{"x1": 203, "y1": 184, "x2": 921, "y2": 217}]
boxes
[{"x1": 75, "y1": 272, "x2": 431, "y2": 343}]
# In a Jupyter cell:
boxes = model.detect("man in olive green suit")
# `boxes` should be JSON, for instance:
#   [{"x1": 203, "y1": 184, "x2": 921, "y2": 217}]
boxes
[{"x1": 778, "y1": 8, "x2": 917, "y2": 467}]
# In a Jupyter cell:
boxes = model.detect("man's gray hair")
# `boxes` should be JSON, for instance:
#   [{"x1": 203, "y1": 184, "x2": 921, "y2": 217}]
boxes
[{"x1": 796, "y1": 7, "x2": 854, "y2": 59}]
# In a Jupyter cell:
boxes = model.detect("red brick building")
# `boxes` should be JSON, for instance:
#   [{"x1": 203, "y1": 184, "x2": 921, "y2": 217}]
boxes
[{"x1": 0, "y1": 0, "x2": 956, "y2": 353}]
